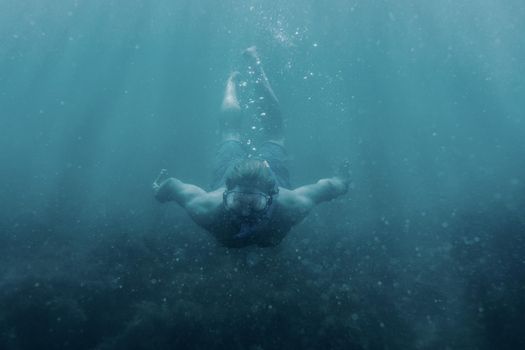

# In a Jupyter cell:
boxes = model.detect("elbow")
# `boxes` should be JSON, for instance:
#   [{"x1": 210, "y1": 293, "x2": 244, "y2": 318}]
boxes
[
  {"x1": 155, "y1": 193, "x2": 168, "y2": 203},
  {"x1": 320, "y1": 178, "x2": 347, "y2": 200},
  {"x1": 154, "y1": 190, "x2": 167, "y2": 203}
]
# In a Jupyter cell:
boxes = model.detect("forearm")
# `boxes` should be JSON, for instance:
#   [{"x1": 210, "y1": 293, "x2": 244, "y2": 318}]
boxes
[
  {"x1": 315, "y1": 177, "x2": 348, "y2": 202},
  {"x1": 154, "y1": 178, "x2": 206, "y2": 206},
  {"x1": 155, "y1": 178, "x2": 177, "y2": 203},
  {"x1": 294, "y1": 177, "x2": 348, "y2": 207}
]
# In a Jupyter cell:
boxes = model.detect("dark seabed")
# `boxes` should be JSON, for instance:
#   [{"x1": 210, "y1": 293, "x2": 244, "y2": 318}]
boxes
[{"x1": 1, "y1": 0, "x2": 524, "y2": 349}]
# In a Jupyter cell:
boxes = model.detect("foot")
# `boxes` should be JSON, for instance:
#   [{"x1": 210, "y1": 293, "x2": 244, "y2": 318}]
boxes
[
  {"x1": 222, "y1": 71, "x2": 242, "y2": 110},
  {"x1": 243, "y1": 46, "x2": 261, "y2": 65},
  {"x1": 228, "y1": 70, "x2": 241, "y2": 83},
  {"x1": 220, "y1": 72, "x2": 243, "y2": 137}
]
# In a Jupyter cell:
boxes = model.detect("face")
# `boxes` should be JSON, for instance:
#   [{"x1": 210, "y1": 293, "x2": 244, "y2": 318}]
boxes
[{"x1": 224, "y1": 185, "x2": 271, "y2": 217}]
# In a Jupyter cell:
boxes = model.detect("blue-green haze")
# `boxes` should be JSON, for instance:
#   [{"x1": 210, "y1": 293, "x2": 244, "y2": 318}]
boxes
[{"x1": 1, "y1": 1, "x2": 524, "y2": 349}]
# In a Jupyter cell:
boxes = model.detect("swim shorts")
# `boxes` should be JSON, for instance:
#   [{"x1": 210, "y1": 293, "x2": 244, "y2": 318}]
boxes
[{"x1": 210, "y1": 140, "x2": 291, "y2": 190}]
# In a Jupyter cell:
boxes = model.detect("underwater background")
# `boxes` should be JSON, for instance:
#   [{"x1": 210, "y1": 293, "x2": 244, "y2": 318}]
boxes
[{"x1": 1, "y1": 0, "x2": 524, "y2": 349}]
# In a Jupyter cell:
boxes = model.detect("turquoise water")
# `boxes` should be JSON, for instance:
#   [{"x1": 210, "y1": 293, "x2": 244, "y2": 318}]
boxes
[{"x1": 1, "y1": 1, "x2": 524, "y2": 349}]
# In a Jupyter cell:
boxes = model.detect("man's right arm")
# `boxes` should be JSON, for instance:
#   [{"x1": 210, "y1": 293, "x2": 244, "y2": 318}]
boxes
[
  {"x1": 154, "y1": 177, "x2": 223, "y2": 226},
  {"x1": 154, "y1": 177, "x2": 207, "y2": 208}
]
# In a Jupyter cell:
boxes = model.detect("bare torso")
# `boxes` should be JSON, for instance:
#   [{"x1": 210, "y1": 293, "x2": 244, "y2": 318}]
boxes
[
  {"x1": 153, "y1": 175, "x2": 349, "y2": 248},
  {"x1": 152, "y1": 47, "x2": 350, "y2": 248},
  {"x1": 187, "y1": 187, "x2": 307, "y2": 248}
]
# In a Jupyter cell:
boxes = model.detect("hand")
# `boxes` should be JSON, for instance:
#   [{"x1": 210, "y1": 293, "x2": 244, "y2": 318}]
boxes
[
  {"x1": 152, "y1": 169, "x2": 168, "y2": 195},
  {"x1": 335, "y1": 160, "x2": 351, "y2": 192}
]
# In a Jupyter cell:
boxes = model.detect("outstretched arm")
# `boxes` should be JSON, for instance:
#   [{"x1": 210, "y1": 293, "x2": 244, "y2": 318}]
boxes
[
  {"x1": 295, "y1": 160, "x2": 351, "y2": 206},
  {"x1": 281, "y1": 161, "x2": 351, "y2": 222},
  {"x1": 243, "y1": 46, "x2": 283, "y2": 142},
  {"x1": 294, "y1": 177, "x2": 348, "y2": 206},
  {"x1": 152, "y1": 169, "x2": 207, "y2": 208},
  {"x1": 278, "y1": 177, "x2": 348, "y2": 225}
]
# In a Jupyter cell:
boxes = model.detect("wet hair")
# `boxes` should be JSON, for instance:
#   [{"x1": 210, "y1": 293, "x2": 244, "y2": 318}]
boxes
[{"x1": 225, "y1": 159, "x2": 277, "y2": 195}]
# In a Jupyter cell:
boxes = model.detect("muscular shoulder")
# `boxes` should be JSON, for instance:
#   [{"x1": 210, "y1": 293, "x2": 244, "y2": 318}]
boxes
[
  {"x1": 275, "y1": 188, "x2": 313, "y2": 223},
  {"x1": 186, "y1": 189, "x2": 223, "y2": 225}
]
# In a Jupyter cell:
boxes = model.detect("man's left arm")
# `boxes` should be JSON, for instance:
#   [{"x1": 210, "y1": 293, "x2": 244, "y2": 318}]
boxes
[
  {"x1": 293, "y1": 176, "x2": 348, "y2": 206},
  {"x1": 283, "y1": 161, "x2": 351, "y2": 220},
  {"x1": 297, "y1": 160, "x2": 351, "y2": 204}
]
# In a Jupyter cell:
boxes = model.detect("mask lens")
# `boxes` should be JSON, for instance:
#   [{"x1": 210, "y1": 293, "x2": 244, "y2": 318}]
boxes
[
  {"x1": 225, "y1": 192, "x2": 241, "y2": 210},
  {"x1": 225, "y1": 191, "x2": 269, "y2": 212},
  {"x1": 250, "y1": 194, "x2": 267, "y2": 211}
]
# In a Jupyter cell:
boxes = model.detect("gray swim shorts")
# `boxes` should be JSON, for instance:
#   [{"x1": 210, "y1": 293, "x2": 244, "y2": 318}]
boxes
[{"x1": 210, "y1": 140, "x2": 291, "y2": 190}]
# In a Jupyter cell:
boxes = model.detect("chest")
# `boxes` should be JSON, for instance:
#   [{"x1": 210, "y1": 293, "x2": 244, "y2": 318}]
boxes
[{"x1": 208, "y1": 210, "x2": 291, "y2": 247}]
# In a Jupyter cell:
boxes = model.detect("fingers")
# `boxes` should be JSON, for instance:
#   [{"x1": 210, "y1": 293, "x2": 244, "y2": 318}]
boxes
[
  {"x1": 154, "y1": 169, "x2": 168, "y2": 183},
  {"x1": 336, "y1": 160, "x2": 352, "y2": 191},
  {"x1": 153, "y1": 169, "x2": 169, "y2": 196},
  {"x1": 338, "y1": 160, "x2": 351, "y2": 177}
]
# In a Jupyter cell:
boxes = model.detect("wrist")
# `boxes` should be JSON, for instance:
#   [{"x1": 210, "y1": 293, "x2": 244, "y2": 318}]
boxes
[
  {"x1": 154, "y1": 178, "x2": 175, "y2": 202},
  {"x1": 332, "y1": 177, "x2": 348, "y2": 194}
]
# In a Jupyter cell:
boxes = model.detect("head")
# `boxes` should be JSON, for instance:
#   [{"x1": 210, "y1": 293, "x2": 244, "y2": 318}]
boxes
[
  {"x1": 223, "y1": 159, "x2": 278, "y2": 217},
  {"x1": 225, "y1": 159, "x2": 277, "y2": 194}
]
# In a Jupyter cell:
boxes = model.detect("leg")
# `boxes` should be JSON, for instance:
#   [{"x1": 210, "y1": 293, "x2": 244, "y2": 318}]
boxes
[
  {"x1": 257, "y1": 141, "x2": 291, "y2": 189},
  {"x1": 243, "y1": 46, "x2": 284, "y2": 145},
  {"x1": 219, "y1": 71, "x2": 242, "y2": 142},
  {"x1": 210, "y1": 140, "x2": 246, "y2": 190},
  {"x1": 211, "y1": 73, "x2": 247, "y2": 189}
]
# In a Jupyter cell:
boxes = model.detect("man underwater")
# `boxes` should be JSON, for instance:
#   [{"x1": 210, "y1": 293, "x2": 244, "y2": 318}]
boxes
[{"x1": 153, "y1": 46, "x2": 350, "y2": 248}]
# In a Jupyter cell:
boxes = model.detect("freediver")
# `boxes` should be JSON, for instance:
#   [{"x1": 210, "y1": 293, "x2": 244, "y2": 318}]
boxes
[{"x1": 153, "y1": 46, "x2": 350, "y2": 248}]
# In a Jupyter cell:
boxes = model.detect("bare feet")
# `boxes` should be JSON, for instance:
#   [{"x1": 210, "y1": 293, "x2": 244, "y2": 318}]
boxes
[
  {"x1": 228, "y1": 70, "x2": 241, "y2": 82},
  {"x1": 222, "y1": 71, "x2": 242, "y2": 110}
]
